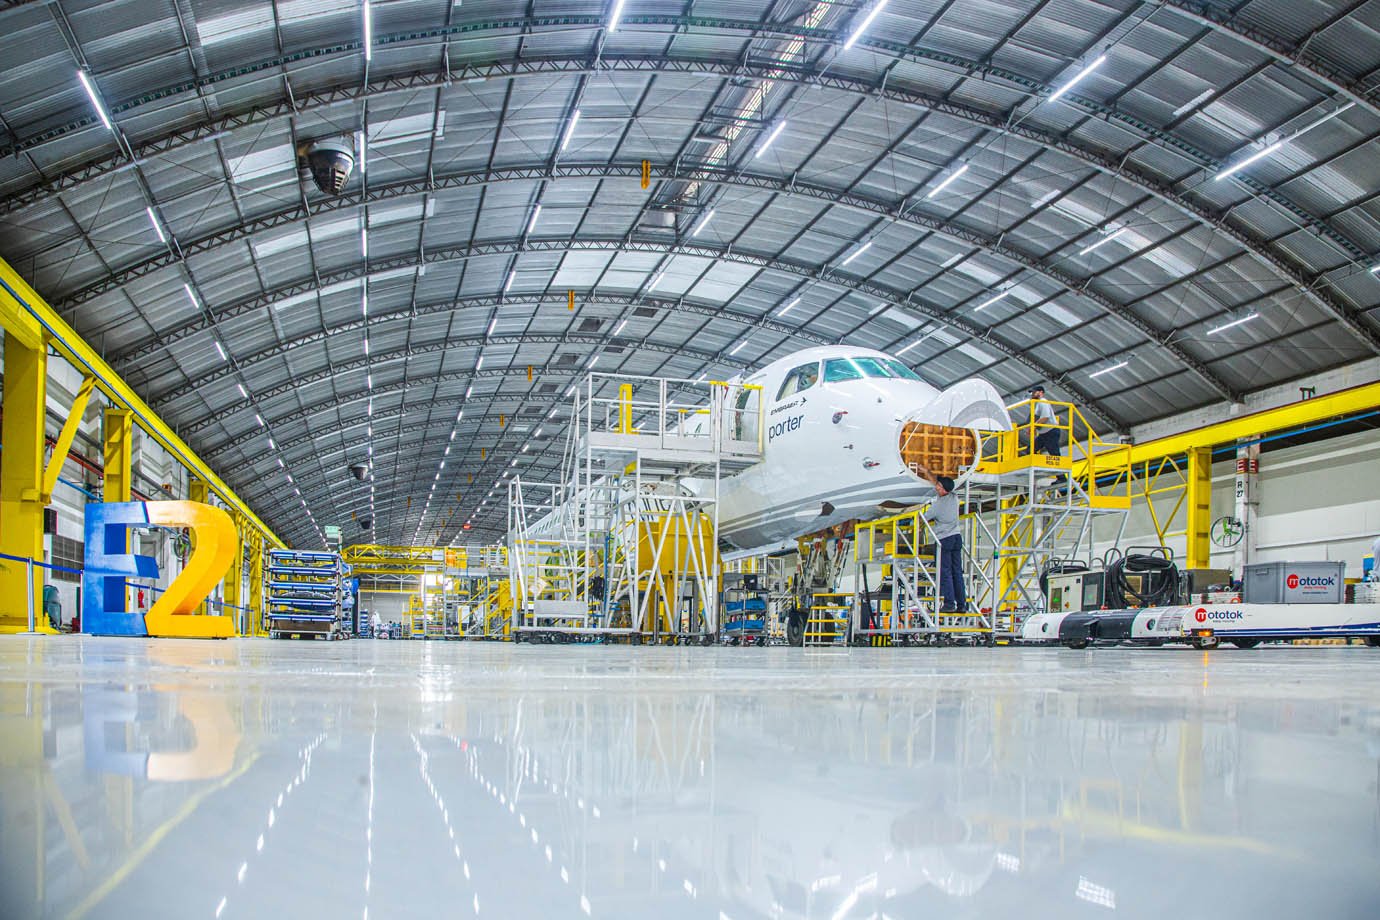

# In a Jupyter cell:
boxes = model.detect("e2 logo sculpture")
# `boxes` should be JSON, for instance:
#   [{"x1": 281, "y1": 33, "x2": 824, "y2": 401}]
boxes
[{"x1": 83, "y1": 501, "x2": 239, "y2": 638}]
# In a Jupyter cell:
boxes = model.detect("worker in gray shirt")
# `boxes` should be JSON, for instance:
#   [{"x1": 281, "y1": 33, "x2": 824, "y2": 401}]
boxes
[
  {"x1": 914, "y1": 463, "x2": 966, "y2": 613},
  {"x1": 1028, "y1": 384, "x2": 1062, "y2": 457},
  {"x1": 1371, "y1": 534, "x2": 1380, "y2": 582}
]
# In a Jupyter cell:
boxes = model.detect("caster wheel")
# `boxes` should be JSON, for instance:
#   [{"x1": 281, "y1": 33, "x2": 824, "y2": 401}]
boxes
[
  {"x1": 1064, "y1": 638, "x2": 1090, "y2": 650},
  {"x1": 1192, "y1": 635, "x2": 1220, "y2": 650},
  {"x1": 1231, "y1": 639, "x2": 1261, "y2": 649}
]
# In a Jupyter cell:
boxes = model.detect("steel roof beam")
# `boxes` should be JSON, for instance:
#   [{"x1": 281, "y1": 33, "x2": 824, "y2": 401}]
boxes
[
  {"x1": 153, "y1": 291, "x2": 831, "y2": 406},
  {"x1": 74, "y1": 160, "x2": 1242, "y2": 403},
  {"x1": 92, "y1": 233, "x2": 1121, "y2": 428},
  {"x1": 180, "y1": 333, "x2": 746, "y2": 440},
  {"x1": 1152, "y1": 0, "x2": 1379, "y2": 120},
  {"x1": 1, "y1": 18, "x2": 1366, "y2": 269}
]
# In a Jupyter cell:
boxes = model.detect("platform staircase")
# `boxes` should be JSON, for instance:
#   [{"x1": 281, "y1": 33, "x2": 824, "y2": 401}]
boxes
[{"x1": 509, "y1": 372, "x2": 763, "y2": 642}]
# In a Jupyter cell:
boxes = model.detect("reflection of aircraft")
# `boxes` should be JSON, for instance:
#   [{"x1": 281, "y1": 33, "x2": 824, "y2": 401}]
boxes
[{"x1": 688, "y1": 346, "x2": 1011, "y2": 552}]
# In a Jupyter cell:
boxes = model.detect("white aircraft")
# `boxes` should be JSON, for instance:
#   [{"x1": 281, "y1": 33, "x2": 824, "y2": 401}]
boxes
[{"x1": 688, "y1": 345, "x2": 1013, "y2": 553}]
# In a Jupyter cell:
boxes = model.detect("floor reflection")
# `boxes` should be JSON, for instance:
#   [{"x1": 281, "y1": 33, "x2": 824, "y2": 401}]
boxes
[{"x1": 2, "y1": 639, "x2": 1379, "y2": 918}]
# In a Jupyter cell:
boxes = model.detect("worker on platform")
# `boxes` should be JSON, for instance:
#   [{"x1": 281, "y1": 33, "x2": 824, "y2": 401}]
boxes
[
  {"x1": 1370, "y1": 533, "x2": 1380, "y2": 582},
  {"x1": 1027, "y1": 384, "x2": 1063, "y2": 458},
  {"x1": 914, "y1": 463, "x2": 967, "y2": 614}
]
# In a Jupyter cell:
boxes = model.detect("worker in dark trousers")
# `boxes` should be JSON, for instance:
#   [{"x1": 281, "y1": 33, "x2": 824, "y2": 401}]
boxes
[
  {"x1": 1028, "y1": 384, "x2": 1063, "y2": 457},
  {"x1": 914, "y1": 464, "x2": 966, "y2": 614}
]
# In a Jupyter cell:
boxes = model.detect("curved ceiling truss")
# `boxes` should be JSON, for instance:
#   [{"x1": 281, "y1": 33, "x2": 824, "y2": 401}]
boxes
[
  {"x1": 28, "y1": 54, "x2": 1380, "y2": 360},
  {"x1": 70, "y1": 159, "x2": 1246, "y2": 404},
  {"x1": 1, "y1": 2, "x2": 1377, "y2": 548}
]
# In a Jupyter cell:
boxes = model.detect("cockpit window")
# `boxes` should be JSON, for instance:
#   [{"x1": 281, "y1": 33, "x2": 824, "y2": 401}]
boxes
[
  {"x1": 823, "y1": 356, "x2": 897, "y2": 382},
  {"x1": 775, "y1": 362, "x2": 820, "y2": 400},
  {"x1": 885, "y1": 359, "x2": 922, "y2": 381}
]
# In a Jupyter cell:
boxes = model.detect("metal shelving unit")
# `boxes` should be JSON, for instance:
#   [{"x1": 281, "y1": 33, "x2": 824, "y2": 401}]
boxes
[{"x1": 265, "y1": 549, "x2": 346, "y2": 640}]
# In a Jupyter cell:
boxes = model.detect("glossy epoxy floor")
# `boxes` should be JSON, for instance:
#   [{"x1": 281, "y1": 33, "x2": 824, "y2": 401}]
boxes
[{"x1": 3, "y1": 638, "x2": 1380, "y2": 919}]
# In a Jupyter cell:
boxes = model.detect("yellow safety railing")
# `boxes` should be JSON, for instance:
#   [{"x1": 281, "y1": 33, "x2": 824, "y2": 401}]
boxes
[
  {"x1": 807, "y1": 592, "x2": 851, "y2": 644},
  {"x1": 979, "y1": 399, "x2": 1131, "y2": 509},
  {"x1": 855, "y1": 508, "x2": 938, "y2": 564}
]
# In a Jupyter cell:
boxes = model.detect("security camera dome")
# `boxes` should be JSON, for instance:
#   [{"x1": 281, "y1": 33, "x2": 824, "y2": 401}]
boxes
[
  {"x1": 359, "y1": 515, "x2": 373, "y2": 530},
  {"x1": 349, "y1": 462, "x2": 370, "y2": 482},
  {"x1": 303, "y1": 139, "x2": 355, "y2": 195}
]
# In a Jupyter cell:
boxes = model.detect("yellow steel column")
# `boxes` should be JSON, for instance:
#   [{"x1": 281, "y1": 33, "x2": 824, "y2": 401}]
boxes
[
  {"x1": 189, "y1": 478, "x2": 209, "y2": 616},
  {"x1": 1185, "y1": 447, "x2": 1212, "y2": 570},
  {"x1": 997, "y1": 495, "x2": 1026, "y2": 614},
  {"x1": 0, "y1": 331, "x2": 49, "y2": 632},
  {"x1": 103, "y1": 409, "x2": 133, "y2": 503},
  {"x1": 224, "y1": 516, "x2": 245, "y2": 635},
  {"x1": 246, "y1": 530, "x2": 265, "y2": 636}
]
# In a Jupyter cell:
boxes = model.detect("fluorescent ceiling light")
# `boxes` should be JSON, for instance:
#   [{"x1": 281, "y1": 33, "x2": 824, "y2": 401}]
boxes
[
  {"x1": 1172, "y1": 88, "x2": 1215, "y2": 118},
  {"x1": 362, "y1": 292, "x2": 369, "y2": 318},
  {"x1": 267, "y1": 436, "x2": 276, "y2": 449},
  {"x1": 476, "y1": 355, "x2": 484, "y2": 371},
  {"x1": 487, "y1": 317, "x2": 497, "y2": 336},
  {"x1": 754, "y1": 121, "x2": 786, "y2": 158},
  {"x1": 237, "y1": 383, "x2": 248, "y2": 399},
  {"x1": 729, "y1": 339, "x2": 748, "y2": 356},
  {"x1": 1215, "y1": 140, "x2": 1284, "y2": 182},
  {"x1": 1371, "y1": 263, "x2": 1380, "y2": 274},
  {"x1": 356, "y1": 130, "x2": 367, "y2": 174},
  {"x1": 614, "y1": 319, "x2": 628, "y2": 335},
  {"x1": 183, "y1": 283, "x2": 199, "y2": 309},
  {"x1": 842, "y1": 0, "x2": 889, "y2": 50},
  {"x1": 360, "y1": 227, "x2": 368, "y2": 259},
  {"x1": 504, "y1": 270, "x2": 516, "y2": 293},
  {"x1": 897, "y1": 339, "x2": 923, "y2": 356},
  {"x1": 974, "y1": 290, "x2": 1010, "y2": 311},
  {"x1": 1089, "y1": 359, "x2": 1129, "y2": 378},
  {"x1": 76, "y1": 70, "x2": 113, "y2": 131},
  {"x1": 588, "y1": 355, "x2": 599, "y2": 368},
  {"x1": 363, "y1": 337, "x2": 370, "y2": 356},
  {"x1": 840, "y1": 240, "x2": 872, "y2": 266},
  {"x1": 926, "y1": 163, "x2": 968, "y2": 199},
  {"x1": 778, "y1": 296, "x2": 801, "y2": 317},
  {"x1": 214, "y1": 340, "x2": 227, "y2": 361},
  {"x1": 146, "y1": 207, "x2": 166, "y2": 243},
  {"x1": 691, "y1": 209, "x2": 715, "y2": 237},
  {"x1": 527, "y1": 204, "x2": 542, "y2": 234},
  {"x1": 1047, "y1": 53, "x2": 1107, "y2": 105},
  {"x1": 255, "y1": 414, "x2": 266, "y2": 427},
  {"x1": 466, "y1": 385, "x2": 473, "y2": 398},
  {"x1": 608, "y1": 0, "x2": 628, "y2": 31},
  {"x1": 1079, "y1": 227, "x2": 1127, "y2": 256},
  {"x1": 647, "y1": 269, "x2": 667, "y2": 290},
  {"x1": 561, "y1": 110, "x2": 581, "y2": 151},
  {"x1": 1207, "y1": 312, "x2": 1259, "y2": 335},
  {"x1": 363, "y1": 0, "x2": 373, "y2": 62}
]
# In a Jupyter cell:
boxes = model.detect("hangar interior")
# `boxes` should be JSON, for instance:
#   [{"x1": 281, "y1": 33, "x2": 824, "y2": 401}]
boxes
[{"x1": 1, "y1": 1, "x2": 1379, "y2": 918}]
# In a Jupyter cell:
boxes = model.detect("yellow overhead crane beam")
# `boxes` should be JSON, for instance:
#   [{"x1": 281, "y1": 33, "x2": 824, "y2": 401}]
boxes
[
  {"x1": 1063, "y1": 380, "x2": 1380, "y2": 570},
  {"x1": 343, "y1": 543, "x2": 455, "y2": 577},
  {"x1": 1121, "y1": 380, "x2": 1380, "y2": 463},
  {"x1": 0, "y1": 256, "x2": 283, "y2": 548}
]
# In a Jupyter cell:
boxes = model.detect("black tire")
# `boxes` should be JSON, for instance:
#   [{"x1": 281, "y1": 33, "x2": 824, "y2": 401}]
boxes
[
  {"x1": 1192, "y1": 635, "x2": 1220, "y2": 650},
  {"x1": 1231, "y1": 638, "x2": 1261, "y2": 649},
  {"x1": 786, "y1": 609, "x2": 806, "y2": 647},
  {"x1": 1064, "y1": 638, "x2": 1090, "y2": 650},
  {"x1": 1365, "y1": 636, "x2": 1380, "y2": 648}
]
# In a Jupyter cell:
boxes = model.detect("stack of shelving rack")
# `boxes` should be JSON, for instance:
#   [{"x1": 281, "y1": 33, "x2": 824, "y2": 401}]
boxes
[{"x1": 266, "y1": 549, "x2": 345, "y2": 639}]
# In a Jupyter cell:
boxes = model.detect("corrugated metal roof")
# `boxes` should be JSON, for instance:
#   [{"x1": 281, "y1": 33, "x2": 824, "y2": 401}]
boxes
[{"x1": 0, "y1": 0, "x2": 1376, "y2": 545}]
